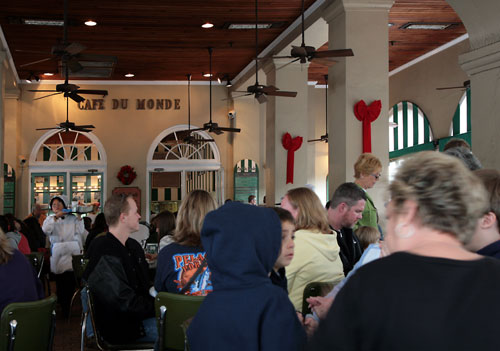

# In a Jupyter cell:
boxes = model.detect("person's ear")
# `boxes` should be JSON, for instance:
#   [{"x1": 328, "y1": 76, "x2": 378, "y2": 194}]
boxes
[{"x1": 480, "y1": 212, "x2": 497, "y2": 230}]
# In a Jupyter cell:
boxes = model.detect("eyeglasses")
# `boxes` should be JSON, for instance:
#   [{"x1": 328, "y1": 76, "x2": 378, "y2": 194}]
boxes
[{"x1": 371, "y1": 173, "x2": 381, "y2": 180}]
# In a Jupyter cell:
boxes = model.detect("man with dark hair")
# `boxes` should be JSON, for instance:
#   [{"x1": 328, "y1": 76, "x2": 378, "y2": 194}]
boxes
[
  {"x1": 327, "y1": 183, "x2": 366, "y2": 275},
  {"x1": 466, "y1": 169, "x2": 500, "y2": 258},
  {"x1": 83, "y1": 194, "x2": 156, "y2": 344},
  {"x1": 248, "y1": 195, "x2": 257, "y2": 205}
]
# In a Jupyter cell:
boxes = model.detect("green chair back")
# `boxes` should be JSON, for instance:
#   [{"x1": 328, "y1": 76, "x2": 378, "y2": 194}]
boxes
[
  {"x1": 0, "y1": 295, "x2": 56, "y2": 351},
  {"x1": 302, "y1": 281, "x2": 336, "y2": 315},
  {"x1": 24, "y1": 252, "x2": 44, "y2": 278},
  {"x1": 155, "y1": 292, "x2": 205, "y2": 351}
]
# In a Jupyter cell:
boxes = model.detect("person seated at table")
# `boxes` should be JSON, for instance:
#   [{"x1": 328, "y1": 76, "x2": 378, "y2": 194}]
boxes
[
  {"x1": 84, "y1": 194, "x2": 156, "y2": 344},
  {"x1": 187, "y1": 202, "x2": 306, "y2": 350},
  {"x1": 84, "y1": 212, "x2": 108, "y2": 252},
  {"x1": 151, "y1": 210, "x2": 176, "y2": 252},
  {"x1": 0, "y1": 229, "x2": 44, "y2": 315},
  {"x1": 307, "y1": 151, "x2": 500, "y2": 351},
  {"x1": 154, "y1": 190, "x2": 216, "y2": 296}
]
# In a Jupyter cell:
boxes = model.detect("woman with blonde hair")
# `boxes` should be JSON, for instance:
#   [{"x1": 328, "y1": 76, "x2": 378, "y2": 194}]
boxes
[
  {"x1": 281, "y1": 187, "x2": 344, "y2": 312},
  {"x1": 353, "y1": 153, "x2": 382, "y2": 231},
  {"x1": 155, "y1": 190, "x2": 217, "y2": 296},
  {"x1": 308, "y1": 151, "x2": 500, "y2": 351}
]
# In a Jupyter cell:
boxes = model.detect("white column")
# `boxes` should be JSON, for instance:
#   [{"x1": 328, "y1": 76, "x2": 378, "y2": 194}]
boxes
[
  {"x1": 263, "y1": 59, "x2": 310, "y2": 205},
  {"x1": 323, "y1": 0, "x2": 393, "y2": 197}
]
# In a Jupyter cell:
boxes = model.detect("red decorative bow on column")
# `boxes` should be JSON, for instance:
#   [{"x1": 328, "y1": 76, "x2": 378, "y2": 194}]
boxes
[
  {"x1": 282, "y1": 133, "x2": 303, "y2": 184},
  {"x1": 354, "y1": 100, "x2": 382, "y2": 153}
]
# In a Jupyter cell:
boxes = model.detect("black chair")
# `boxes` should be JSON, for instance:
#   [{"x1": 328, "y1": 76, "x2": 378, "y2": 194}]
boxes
[
  {"x1": 69, "y1": 254, "x2": 89, "y2": 321},
  {"x1": 0, "y1": 296, "x2": 57, "y2": 351},
  {"x1": 84, "y1": 286, "x2": 154, "y2": 351},
  {"x1": 24, "y1": 252, "x2": 44, "y2": 278},
  {"x1": 302, "y1": 281, "x2": 337, "y2": 315}
]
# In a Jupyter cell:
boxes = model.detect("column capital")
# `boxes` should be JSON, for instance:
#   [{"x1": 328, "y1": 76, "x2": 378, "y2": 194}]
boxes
[
  {"x1": 323, "y1": 0, "x2": 394, "y2": 24},
  {"x1": 459, "y1": 41, "x2": 500, "y2": 76}
]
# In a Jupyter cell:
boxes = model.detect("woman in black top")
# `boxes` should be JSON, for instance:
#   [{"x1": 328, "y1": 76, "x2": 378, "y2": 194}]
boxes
[{"x1": 308, "y1": 151, "x2": 500, "y2": 351}]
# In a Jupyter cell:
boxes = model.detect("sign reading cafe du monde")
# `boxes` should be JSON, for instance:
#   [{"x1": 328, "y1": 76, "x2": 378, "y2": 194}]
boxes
[{"x1": 78, "y1": 98, "x2": 181, "y2": 111}]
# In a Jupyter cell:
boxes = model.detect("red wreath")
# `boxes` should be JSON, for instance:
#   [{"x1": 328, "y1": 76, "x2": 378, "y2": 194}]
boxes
[
  {"x1": 354, "y1": 100, "x2": 382, "y2": 153},
  {"x1": 282, "y1": 133, "x2": 303, "y2": 184},
  {"x1": 117, "y1": 165, "x2": 137, "y2": 185}
]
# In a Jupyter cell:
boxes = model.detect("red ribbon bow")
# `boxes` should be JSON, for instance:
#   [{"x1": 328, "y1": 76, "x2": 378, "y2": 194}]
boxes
[
  {"x1": 282, "y1": 133, "x2": 303, "y2": 184},
  {"x1": 354, "y1": 100, "x2": 382, "y2": 153}
]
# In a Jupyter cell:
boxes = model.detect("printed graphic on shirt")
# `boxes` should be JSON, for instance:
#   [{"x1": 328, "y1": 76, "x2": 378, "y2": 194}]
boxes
[{"x1": 172, "y1": 252, "x2": 212, "y2": 296}]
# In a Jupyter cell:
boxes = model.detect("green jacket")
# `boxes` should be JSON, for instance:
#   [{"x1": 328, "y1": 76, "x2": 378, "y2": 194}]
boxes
[{"x1": 354, "y1": 184, "x2": 378, "y2": 230}]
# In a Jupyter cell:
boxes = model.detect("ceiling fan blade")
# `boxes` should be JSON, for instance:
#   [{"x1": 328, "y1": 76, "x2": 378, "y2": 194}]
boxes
[
  {"x1": 308, "y1": 138, "x2": 323, "y2": 142},
  {"x1": 223, "y1": 93, "x2": 253, "y2": 101},
  {"x1": 72, "y1": 127, "x2": 92, "y2": 133},
  {"x1": 216, "y1": 127, "x2": 241, "y2": 133},
  {"x1": 36, "y1": 127, "x2": 60, "y2": 131},
  {"x1": 75, "y1": 124, "x2": 95, "y2": 128},
  {"x1": 67, "y1": 57, "x2": 83, "y2": 72},
  {"x1": 266, "y1": 91, "x2": 297, "y2": 97},
  {"x1": 77, "y1": 89, "x2": 109, "y2": 96},
  {"x1": 436, "y1": 86, "x2": 466, "y2": 90},
  {"x1": 311, "y1": 57, "x2": 337, "y2": 67},
  {"x1": 270, "y1": 55, "x2": 294, "y2": 59},
  {"x1": 64, "y1": 42, "x2": 87, "y2": 55},
  {"x1": 67, "y1": 92, "x2": 85, "y2": 103},
  {"x1": 20, "y1": 57, "x2": 54, "y2": 68},
  {"x1": 29, "y1": 90, "x2": 58, "y2": 93},
  {"x1": 257, "y1": 94, "x2": 267, "y2": 104},
  {"x1": 314, "y1": 49, "x2": 354, "y2": 58},
  {"x1": 260, "y1": 85, "x2": 278, "y2": 93},
  {"x1": 33, "y1": 92, "x2": 63, "y2": 100}
]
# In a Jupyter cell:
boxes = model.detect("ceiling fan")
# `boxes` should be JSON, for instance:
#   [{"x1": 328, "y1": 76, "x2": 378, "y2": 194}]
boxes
[
  {"x1": 436, "y1": 80, "x2": 470, "y2": 90},
  {"x1": 19, "y1": 0, "x2": 117, "y2": 75},
  {"x1": 189, "y1": 47, "x2": 241, "y2": 135},
  {"x1": 308, "y1": 75, "x2": 329, "y2": 143},
  {"x1": 36, "y1": 95, "x2": 95, "y2": 133},
  {"x1": 232, "y1": 0, "x2": 297, "y2": 104},
  {"x1": 272, "y1": 0, "x2": 354, "y2": 66}
]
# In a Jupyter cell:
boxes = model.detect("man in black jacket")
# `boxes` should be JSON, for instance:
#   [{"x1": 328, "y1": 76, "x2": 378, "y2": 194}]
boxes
[
  {"x1": 327, "y1": 183, "x2": 366, "y2": 276},
  {"x1": 83, "y1": 194, "x2": 156, "y2": 344}
]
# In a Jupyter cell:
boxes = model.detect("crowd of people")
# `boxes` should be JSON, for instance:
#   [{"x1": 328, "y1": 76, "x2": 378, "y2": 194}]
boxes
[{"x1": 2, "y1": 139, "x2": 500, "y2": 350}]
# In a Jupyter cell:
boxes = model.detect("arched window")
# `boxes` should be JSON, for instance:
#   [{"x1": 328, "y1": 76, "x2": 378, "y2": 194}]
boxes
[
  {"x1": 388, "y1": 101, "x2": 434, "y2": 181},
  {"x1": 146, "y1": 125, "x2": 223, "y2": 221},
  {"x1": 439, "y1": 88, "x2": 471, "y2": 149},
  {"x1": 29, "y1": 130, "x2": 107, "y2": 214}
]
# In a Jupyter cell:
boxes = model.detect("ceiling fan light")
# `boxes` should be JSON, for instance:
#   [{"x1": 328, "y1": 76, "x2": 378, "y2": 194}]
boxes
[
  {"x1": 203, "y1": 73, "x2": 212, "y2": 78},
  {"x1": 226, "y1": 81, "x2": 233, "y2": 88},
  {"x1": 85, "y1": 20, "x2": 97, "y2": 26},
  {"x1": 43, "y1": 72, "x2": 54, "y2": 76},
  {"x1": 201, "y1": 22, "x2": 214, "y2": 29},
  {"x1": 125, "y1": 73, "x2": 135, "y2": 78}
]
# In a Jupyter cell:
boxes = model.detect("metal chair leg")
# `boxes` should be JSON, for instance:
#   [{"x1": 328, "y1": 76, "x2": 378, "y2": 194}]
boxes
[{"x1": 8, "y1": 320, "x2": 18, "y2": 351}]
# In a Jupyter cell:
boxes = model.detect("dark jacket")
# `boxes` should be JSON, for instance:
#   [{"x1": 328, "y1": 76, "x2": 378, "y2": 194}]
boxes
[
  {"x1": 83, "y1": 232, "x2": 154, "y2": 343},
  {"x1": 0, "y1": 250, "x2": 44, "y2": 315},
  {"x1": 335, "y1": 227, "x2": 363, "y2": 276},
  {"x1": 270, "y1": 267, "x2": 288, "y2": 292},
  {"x1": 187, "y1": 202, "x2": 306, "y2": 351},
  {"x1": 477, "y1": 240, "x2": 500, "y2": 259}
]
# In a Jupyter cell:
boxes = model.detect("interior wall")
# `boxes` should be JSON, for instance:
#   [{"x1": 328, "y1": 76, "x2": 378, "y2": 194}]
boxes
[
  {"x1": 389, "y1": 39, "x2": 470, "y2": 139},
  {"x1": 16, "y1": 82, "x2": 231, "y2": 218}
]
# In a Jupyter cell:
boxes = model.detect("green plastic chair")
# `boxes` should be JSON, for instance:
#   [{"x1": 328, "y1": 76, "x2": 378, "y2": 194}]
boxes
[
  {"x1": 69, "y1": 254, "x2": 89, "y2": 321},
  {"x1": 0, "y1": 295, "x2": 56, "y2": 351},
  {"x1": 85, "y1": 287, "x2": 155, "y2": 351},
  {"x1": 24, "y1": 252, "x2": 44, "y2": 278},
  {"x1": 155, "y1": 292, "x2": 205, "y2": 351},
  {"x1": 301, "y1": 281, "x2": 338, "y2": 315}
]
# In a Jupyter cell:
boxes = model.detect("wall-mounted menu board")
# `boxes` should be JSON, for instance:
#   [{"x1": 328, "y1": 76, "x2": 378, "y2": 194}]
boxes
[{"x1": 234, "y1": 159, "x2": 259, "y2": 204}]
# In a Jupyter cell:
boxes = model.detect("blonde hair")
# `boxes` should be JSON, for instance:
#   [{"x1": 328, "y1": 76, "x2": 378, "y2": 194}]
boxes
[
  {"x1": 389, "y1": 151, "x2": 488, "y2": 243},
  {"x1": 284, "y1": 187, "x2": 330, "y2": 233},
  {"x1": 355, "y1": 226, "x2": 380, "y2": 250},
  {"x1": 354, "y1": 153, "x2": 382, "y2": 179},
  {"x1": 174, "y1": 190, "x2": 217, "y2": 247},
  {"x1": 0, "y1": 229, "x2": 14, "y2": 264}
]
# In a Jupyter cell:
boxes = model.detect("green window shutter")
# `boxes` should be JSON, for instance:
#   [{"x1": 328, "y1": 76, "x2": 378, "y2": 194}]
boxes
[
  {"x1": 393, "y1": 105, "x2": 398, "y2": 150},
  {"x1": 57, "y1": 147, "x2": 64, "y2": 161},
  {"x1": 413, "y1": 103, "x2": 419, "y2": 145},
  {"x1": 466, "y1": 88, "x2": 471, "y2": 132},
  {"x1": 85, "y1": 147, "x2": 92, "y2": 160},
  {"x1": 165, "y1": 188, "x2": 171, "y2": 200},
  {"x1": 151, "y1": 188, "x2": 158, "y2": 202},
  {"x1": 402, "y1": 101, "x2": 408, "y2": 148},
  {"x1": 43, "y1": 146, "x2": 51, "y2": 161}
]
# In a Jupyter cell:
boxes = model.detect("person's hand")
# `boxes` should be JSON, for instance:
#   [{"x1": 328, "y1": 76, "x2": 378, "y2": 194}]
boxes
[
  {"x1": 304, "y1": 316, "x2": 319, "y2": 337},
  {"x1": 145, "y1": 253, "x2": 158, "y2": 261},
  {"x1": 307, "y1": 296, "x2": 334, "y2": 319},
  {"x1": 54, "y1": 210, "x2": 65, "y2": 219}
]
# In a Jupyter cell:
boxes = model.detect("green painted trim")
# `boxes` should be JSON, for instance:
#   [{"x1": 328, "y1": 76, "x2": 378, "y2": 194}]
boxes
[
  {"x1": 177, "y1": 187, "x2": 182, "y2": 201},
  {"x1": 389, "y1": 142, "x2": 435, "y2": 159},
  {"x1": 393, "y1": 105, "x2": 398, "y2": 150},
  {"x1": 71, "y1": 146, "x2": 78, "y2": 160},
  {"x1": 165, "y1": 188, "x2": 171, "y2": 201},
  {"x1": 85, "y1": 147, "x2": 92, "y2": 161},
  {"x1": 43, "y1": 146, "x2": 51, "y2": 161},
  {"x1": 151, "y1": 188, "x2": 158, "y2": 202},
  {"x1": 402, "y1": 101, "x2": 408, "y2": 148},
  {"x1": 413, "y1": 103, "x2": 419, "y2": 146},
  {"x1": 424, "y1": 114, "x2": 430, "y2": 143},
  {"x1": 466, "y1": 88, "x2": 471, "y2": 132},
  {"x1": 452, "y1": 103, "x2": 460, "y2": 135}
]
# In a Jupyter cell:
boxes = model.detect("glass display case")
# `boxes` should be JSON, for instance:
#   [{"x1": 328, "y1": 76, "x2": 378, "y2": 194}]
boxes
[{"x1": 31, "y1": 173, "x2": 66, "y2": 211}]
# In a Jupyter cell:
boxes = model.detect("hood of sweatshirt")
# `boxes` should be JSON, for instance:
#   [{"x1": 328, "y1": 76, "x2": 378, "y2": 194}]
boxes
[{"x1": 201, "y1": 201, "x2": 281, "y2": 290}]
